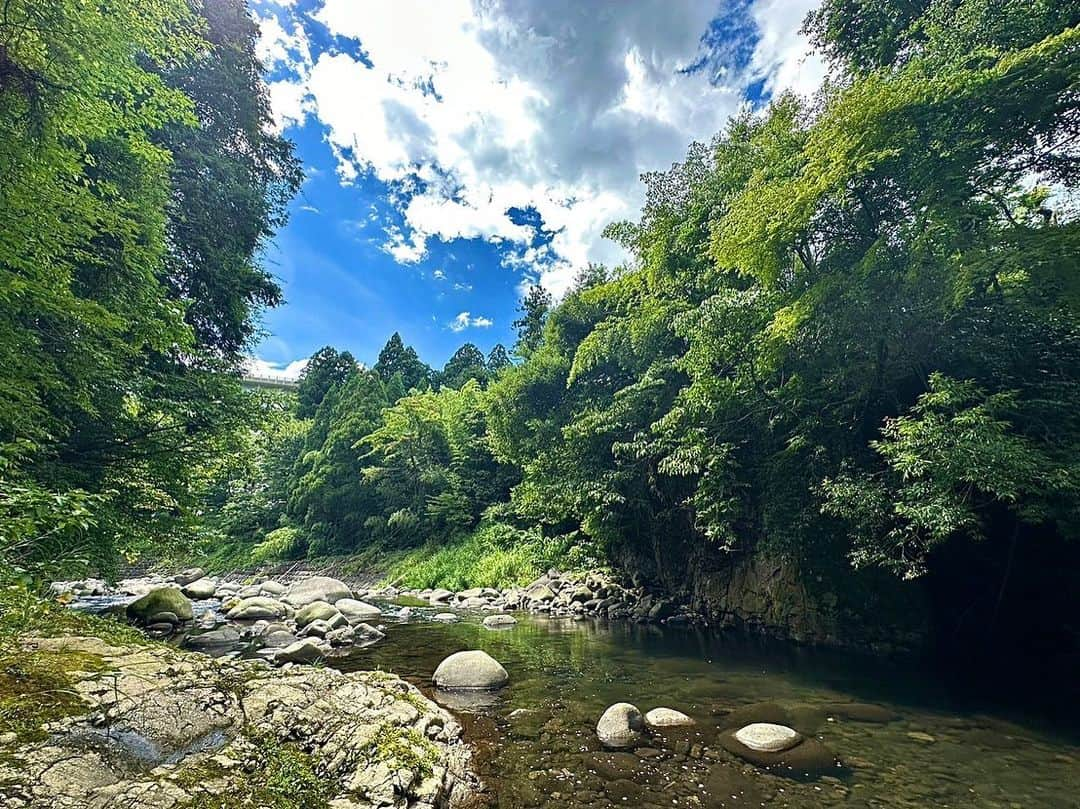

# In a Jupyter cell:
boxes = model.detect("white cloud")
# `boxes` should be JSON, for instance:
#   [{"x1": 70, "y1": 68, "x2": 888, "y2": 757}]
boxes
[
  {"x1": 244, "y1": 356, "x2": 310, "y2": 381},
  {"x1": 432, "y1": 269, "x2": 447, "y2": 280},
  {"x1": 262, "y1": 1, "x2": 824, "y2": 297},
  {"x1": 449, "y1": 311, "x2": 493, "y2": 332}
]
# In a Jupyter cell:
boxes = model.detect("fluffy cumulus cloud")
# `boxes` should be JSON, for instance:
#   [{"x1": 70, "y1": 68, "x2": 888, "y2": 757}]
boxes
[
  {"x1": 449, "y1": 312, "x2": 494, "y2": 332},
  {"x1": 244, "y1": 356, "x2": 310, "y2": 381},
  {"x1": 258, "y1": 0, "x2": 824, "y2": 296}
]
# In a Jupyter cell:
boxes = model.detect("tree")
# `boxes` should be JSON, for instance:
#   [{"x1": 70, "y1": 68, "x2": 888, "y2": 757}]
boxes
[
  {"x1": 297, "y1": 346, "x2": 358, "y2": 418},
  {"x1": 441, "y1": 343, "x2": 488, "y2": 389},
  {"x1": 0, "y1": 0, "x2": 299, "y2": 573},
  {"x1": 486, "y1": 344, "x2": 512, "y2": 374},
  {"x1": 156, "y1": 0, "x2": 302, "y2": 358},
  {"x1": 512, "y1": 285, "x2": 552, "y2": 359},
  {"x1": 374, "y1": 333, "x2": 432, "y2": 393}
]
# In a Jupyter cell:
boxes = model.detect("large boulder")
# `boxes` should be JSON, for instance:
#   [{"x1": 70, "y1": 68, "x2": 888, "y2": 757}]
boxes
[
  {"x1": 482, "y1": 614, "x2": 517, "y2": 629},
  {"x1": 180, "y1": 577, "x2": 218, "y2": 599},
  {"x1": 226, "y1": 596, "x2": 287, "y2": 621},
  {"x1": 126, "y1": 587, "x2": 193, "y2": 623},
  {"x1": 284, "y1": 576, "x2": 352, "y2": 607},
  {"x1": 295, "y1": 600, "x2": 339, "y2": 627},
  {"x1": 597, "y1": 703, "x2": 643, "y2": 748},
  {"x1": 432, "y1": 650, "x2": 508, "y2": 690},
  {"x1": 334, "y1": 598, "x2": 382, "y2": 622}
]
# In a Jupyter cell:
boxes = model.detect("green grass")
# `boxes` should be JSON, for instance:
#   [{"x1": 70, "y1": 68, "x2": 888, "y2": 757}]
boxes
[{"x1": 383, "y1": 520, "x2": 586, "y2": 590}]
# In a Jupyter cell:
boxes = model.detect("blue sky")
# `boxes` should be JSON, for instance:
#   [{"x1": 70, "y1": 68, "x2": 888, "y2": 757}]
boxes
[{"x1": 247, "y1": 0, "x2": 824, "y2": 377}]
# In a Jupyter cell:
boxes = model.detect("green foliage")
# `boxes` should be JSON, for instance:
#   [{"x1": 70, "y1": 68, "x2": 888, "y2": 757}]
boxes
[
  {"x1": 440, "y1": 343, "x2": 489, "y2": 389},
  {"x1": 512, "y1": 284, "x2": 553, "y2": 359},
  {"x1": 297, "y1": 346, "x2": 358, "y2": 418},
  {"x1": 374, "y1": 333, "x2": 433, "y2": 394},
  {"x1": 0, "y1": 0, "x2": 298, "y2": 576},
  {"x1": 385, "y1": 518, "x2": 580, "y2": 591},
  {"x1": 822, "y1": 375, "x2": 1080, "y2": 577},
  {"x1": 360, "y1": 381, "x2": 518, "y2": 548}
]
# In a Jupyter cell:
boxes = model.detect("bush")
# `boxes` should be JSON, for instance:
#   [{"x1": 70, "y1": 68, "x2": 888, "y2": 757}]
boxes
[{"x1": 384, "y1": 520, "x2": 588, "y2": 590}]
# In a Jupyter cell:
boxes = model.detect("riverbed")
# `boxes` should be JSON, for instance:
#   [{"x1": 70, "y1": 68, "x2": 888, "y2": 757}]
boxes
[
  {"x1": 68, "y1": 591, "x2": 1080, "y2": 809},
  {"x1": 330, "y1": 611, "x2": 1079, "y2": 808}
]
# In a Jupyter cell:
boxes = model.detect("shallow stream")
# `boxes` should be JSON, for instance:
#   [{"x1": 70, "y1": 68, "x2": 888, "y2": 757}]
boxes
[
  {"x1": 75, "y1": 595, "x2": 1080, "y2": 808},
  {"x1": 336, "y1": 611, "x2": 1080, "y2": 809}
]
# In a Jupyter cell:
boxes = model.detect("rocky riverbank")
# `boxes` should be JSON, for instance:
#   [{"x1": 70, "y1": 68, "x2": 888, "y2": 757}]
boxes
[{"x1": 0, "y1": 633, "x2": 477, "y2": 809}]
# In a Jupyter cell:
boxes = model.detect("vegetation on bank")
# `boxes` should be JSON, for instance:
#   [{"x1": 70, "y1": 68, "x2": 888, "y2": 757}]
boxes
[
  {"x1": 1, "y1": 0, "x2": 1078, "y2": 646},
  {"x1": 0, "y1": 585, "x2": 149, "y2": 744}
]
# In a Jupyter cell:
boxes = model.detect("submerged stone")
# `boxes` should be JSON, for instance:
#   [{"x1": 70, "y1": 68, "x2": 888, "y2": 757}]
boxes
[
  {"x1": 734, "y1": 723, "x2": 801, "y2": 752},
  {"x1": 645, "y1": 707, "x2": 695, "y2": 728}
]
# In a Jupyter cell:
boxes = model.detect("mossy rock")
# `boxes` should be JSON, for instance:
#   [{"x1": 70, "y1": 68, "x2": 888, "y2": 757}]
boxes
[{"x1": 126, "y1": 587, "x2": 193, "y2": 622}]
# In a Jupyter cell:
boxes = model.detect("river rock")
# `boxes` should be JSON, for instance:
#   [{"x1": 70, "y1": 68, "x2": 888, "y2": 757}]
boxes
[
  {"x1": 432, "y1": 613, "x2": 460, "y2": 623},
  {"x1": 334, "y1": 598, "x2": 382, "y2": 622},
  {"x1": 185, "y1": 626, "x2": 242, "y2": 648},
  {"x1": 597, "y1": 703, "x2": 644, "y2": 748},
  {"x1": 429, "y1": 588, "x2": 454, "y2": 604},
  {"x1": 226, "y1": 596, "x2": 286, "y2": 621},
  {"x1": 526, "y1": 583, "x2": 556, "y2": 603},
  {"x1": 126, "y1": 587, "x2": 193, "y2": 622},
  {"x1": 325, "y1": 626, "x2": 356, "y2": 646},
  {"x1": 259, "y1": 580, "x2": 286, "y2": 596},
  {"x1": 433, "y1": 650, "x2": 508, "y2": 689},
  {"x1": 719, "y1": 728, "x2": 838, "y2": 777},
  {"x1": 148, "y1": 611, "x2": 180, "y2": 626},
  {"x1": 274, "y1": 638, "x2": 327, "y2": 664},
  {"x1": 482, "y1": 614, "x2": 517, "y2": 629},
  {"x1": 295, "y1": 600, "x2": 338, "y2": 627},
  {"x1": 6, "y1": 636, "x2": 478, "y2": 809},
  {"x1": 181, "y1": 577, "x2": 218, "y2": 599},
  {"x1": 355, "y1": 623, "x2": 386, "y2": 642},
  {"x1": 262, "y1": 630, "x2": 298, "y2": 648},
  {"x1": 284, "y1": 576, "x2": 351, "y2": 607},
  {"x1": 734, "y1": 723, "x2": 802, "y2": 752},
  {"x1": 644, "y1": 707, "x2": 695, "y2": 728},
  {"x1": 172, "y1": 567, "x2": 206, "y2": 586}
]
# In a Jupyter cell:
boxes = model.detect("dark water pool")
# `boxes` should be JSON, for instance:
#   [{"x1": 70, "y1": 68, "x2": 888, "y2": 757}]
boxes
[{"x1": 334, "y1": 613, "x2": 1080, "y2": 809}]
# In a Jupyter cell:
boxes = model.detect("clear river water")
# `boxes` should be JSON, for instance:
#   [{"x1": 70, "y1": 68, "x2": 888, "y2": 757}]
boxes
[
  {"x1": 75, "y1": 594, "x2": 1080, "y2": 808},
  {"x1": 333, "y1": 607, "x2": 1079, "y2": 809}
]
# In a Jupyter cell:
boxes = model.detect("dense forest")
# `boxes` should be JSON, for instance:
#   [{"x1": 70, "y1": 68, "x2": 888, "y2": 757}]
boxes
[{"x1": 2, "y1": 0, "x2": 1078, "y2": 652}]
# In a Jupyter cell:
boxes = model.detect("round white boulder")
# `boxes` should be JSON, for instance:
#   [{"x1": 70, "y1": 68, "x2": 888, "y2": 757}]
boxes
[
  {"x1": 432, "y1": 650, "x2": 508, "y2": 690},
  {"x1": 597, "y1": 703, "x2": 644, "y2": 748},
  {"x1": 734, "y1": 723, "x2": 802, "y2": 752}
]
